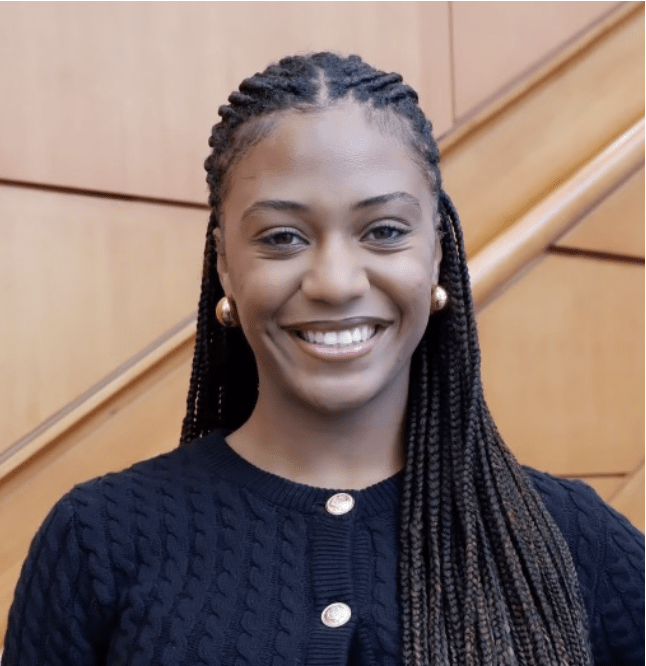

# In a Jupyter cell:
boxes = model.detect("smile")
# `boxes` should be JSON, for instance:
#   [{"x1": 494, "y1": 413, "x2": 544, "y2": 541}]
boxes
[
  {"x1": 296, "y1": 325, "x2": 377, "y2": 347},
  {"x1": 284, "y1": 318, "x2": 389, "y2": 360}
]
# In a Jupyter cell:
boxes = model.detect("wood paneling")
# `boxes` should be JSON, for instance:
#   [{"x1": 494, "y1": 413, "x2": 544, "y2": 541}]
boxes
[
  {"x1": 469, "y1": 120, "x2": 644, "y2": 309},
  {"x1": 442, "y1": 5, "x2": 644, "y2": 257},
  {"x1": 0, "y1": 185, "x2": 205, "y2": 447},
  {"x1": 0, "y1": 335, "x2": 193, "y2": 642},
  {"x1": 452, "y1": 1, "x2": 620, "y2": 119},
  {"x1": 2, "y1": 5, "x2": 638, "y2": 453},
  {"x1": 478, "y1": 253, "x2": 644, "y2": 476},
  {"x1": 0, "y1": 2, "x2": 638, "y2": 208},
  {"x1": 557, "y1": 165, "x2": 645, "y2": 258},
  {"x1": 0, "y1": 2, "x2": 452, "y2": 203}
]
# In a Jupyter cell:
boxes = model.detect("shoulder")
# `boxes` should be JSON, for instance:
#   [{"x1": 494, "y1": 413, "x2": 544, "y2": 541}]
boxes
[
  {"x1": 5, "y1": 432, "x2": 240, "y2": 664},
  {"x1": 524, "y1": 467, "x2": 645, "y2": 665},
  {"x1": 523, "y1": 466, "x2": 644, "y2": 592},
  {"x1": 69, "y1": 430, "x2": 226, "y2": 510},
  {"x1": 33, "y1": 432, "x2": 229, "y2": 571},
  {"x1": 523, "y1": 466, "x2": 644, "y2": 565}
]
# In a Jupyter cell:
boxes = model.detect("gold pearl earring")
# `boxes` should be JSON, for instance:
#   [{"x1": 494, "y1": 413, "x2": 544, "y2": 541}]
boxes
[
  {"x1": 431, "y1": 285, "x2": 448, "y2": 313},
  {"x1": 216, "y1": 296, "x2": 240, "y2": 327}
]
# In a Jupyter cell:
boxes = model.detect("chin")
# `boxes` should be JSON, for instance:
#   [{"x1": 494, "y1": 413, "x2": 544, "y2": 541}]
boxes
[
  {"x1": 292, "y1": 376, "x2": 400, "y2": 417},
  {"x1": 300, "y1": 395, "x2": 372, "y2": 417}
]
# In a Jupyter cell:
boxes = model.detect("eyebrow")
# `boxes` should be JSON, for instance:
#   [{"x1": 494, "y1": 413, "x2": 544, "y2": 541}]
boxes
[
  {"x1": 351, "y1": 191, "x2": 421, "y2": 211},
  {"x1": 242, "y1": 200, "x2": 308, "y2": 221},
  {"x1": 241, "y1": 191, "x2": 421, "y2": 221}
]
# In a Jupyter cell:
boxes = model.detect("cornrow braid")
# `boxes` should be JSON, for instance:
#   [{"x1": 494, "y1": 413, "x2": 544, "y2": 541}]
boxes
[{"x1": 181, "y1": 52, "x2": 592, "y2": 665}]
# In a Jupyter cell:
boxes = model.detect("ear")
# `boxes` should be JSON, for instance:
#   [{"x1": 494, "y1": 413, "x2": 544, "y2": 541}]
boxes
[
  {"x1": 213, "y1": 227, "x2": 233, "y2": 296},
  {"x1": 432, "y1": 230, "x2": 443, "y2": 283}
]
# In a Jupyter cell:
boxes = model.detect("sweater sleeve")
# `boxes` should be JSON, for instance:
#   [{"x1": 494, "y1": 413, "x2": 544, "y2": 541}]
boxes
[
  {"x1": 582, "y1": 493, "x2": 644, "y2": 666},
  {"x1": 527, "y1": 470, "x2": 645, "y2": 666},
  {"x1": 2, "y1": 490, "x2": 115, "y2": 666}
]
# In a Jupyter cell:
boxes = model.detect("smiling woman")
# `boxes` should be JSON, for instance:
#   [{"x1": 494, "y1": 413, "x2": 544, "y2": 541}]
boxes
[
  {"x1": 216, "y1": 104, "x2": 439, "y2": 467},
  {"x1": 2, "y1": 53, "x2": 644, "y2": 666}
]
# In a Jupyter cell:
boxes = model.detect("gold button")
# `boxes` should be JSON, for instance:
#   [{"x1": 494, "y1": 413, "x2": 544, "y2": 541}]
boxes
[
  {"x1": 321, "y1": 602, "x2": 352, "y2": 627},
  {"x1": 325, "y1": 492, "x2": 354, "y2": 515}
]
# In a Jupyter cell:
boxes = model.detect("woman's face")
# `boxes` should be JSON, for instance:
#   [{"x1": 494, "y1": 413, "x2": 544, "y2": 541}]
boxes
[{"x1": 218, "y1": 103, "x2": 441, "y2": 415}]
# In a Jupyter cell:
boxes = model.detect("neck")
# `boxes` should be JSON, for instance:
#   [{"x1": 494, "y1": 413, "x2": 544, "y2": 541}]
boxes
[{"x1": 227, "y1": 378, "x2": 408, "y2": 490}]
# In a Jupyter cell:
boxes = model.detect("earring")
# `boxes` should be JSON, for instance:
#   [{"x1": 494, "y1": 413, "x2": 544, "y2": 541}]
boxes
[
  {"x1": 216, "y1": 296, "x2": 240, "y2": 327},
  {"x1": 431, "y1": 285, "x2": 448, "y2": 313}
]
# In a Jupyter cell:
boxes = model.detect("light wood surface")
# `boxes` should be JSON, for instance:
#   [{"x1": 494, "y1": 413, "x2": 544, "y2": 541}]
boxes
[
  {"x1": 0, "y1": 185, "x2": 205, "y2": 447},
  {"x1": 0, "y1": 318, "x2": 196, "y2": 482},
  {"x1": 452, "y1": 1, "x2": 619, "y2": 119},
  {"x1": 468, "y1": 120, "x2": 644, "y2": 308},
  {"x1": 443, "y1": 4, "x2": 644, "y2": 257},
  {"x1": 478, "y1": 253, "x2": 644, "y2": 476},
  {"x1": 557, "y1": 165, "x2": 645, "y2": 258},
  {"x1": 442, "y1": 2, "x2": 640, "y2": 153},
  {"x1": 0, "y1": 3, "x2": 630, "y2": 204},
  {"x1": 2, "y1": 4, "x2": 640, "y2": 455},
  {"x1": 0, "y1": 2, "x2": 452, "y2": 202}
]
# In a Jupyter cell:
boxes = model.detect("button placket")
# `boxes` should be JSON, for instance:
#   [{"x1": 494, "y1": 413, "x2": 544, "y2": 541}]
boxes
[{"x1": 317, "y1": 493, "x2": 356, "y2": 627}]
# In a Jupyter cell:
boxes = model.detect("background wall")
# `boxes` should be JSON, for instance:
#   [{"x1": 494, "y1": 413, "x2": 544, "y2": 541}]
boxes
[{"x1": 1, "y1": 0, "x2": 625, "y2": 448}]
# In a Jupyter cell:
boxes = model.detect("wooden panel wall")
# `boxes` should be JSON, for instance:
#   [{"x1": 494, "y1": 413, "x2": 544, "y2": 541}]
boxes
[
  {"x1": 0, "y1": 2, "x2": 619, "y2": 202},
  {"x1": 452, "y1": 1, "x2": 619, "y2": 119},
  {"x1": 0, "y1": 2, "x2": 452, "y2": 202},
  {"x1": 442, "y1": 5, "x2": 644, "y2": 257},
  {"x1": 0, "y1": 186, "x2": 206, "y2": 447},
  {"x1": 477, "y1": 164, "x2": 644, "y2": 529},
  {"x1": 557, "y1": 165, "x2": 644, "y2": 257},
  {"x1": 1, "y1": 1, "x2": 627, "y2": 454},
  {"x1": 478, "y1": 256, "x2": 644, "y2": 474}
]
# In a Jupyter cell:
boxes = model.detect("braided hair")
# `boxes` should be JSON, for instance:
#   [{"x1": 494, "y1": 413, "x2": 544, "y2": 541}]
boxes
[{"x1": 180, "y1": 53, "x2": 592, "y2": 665}]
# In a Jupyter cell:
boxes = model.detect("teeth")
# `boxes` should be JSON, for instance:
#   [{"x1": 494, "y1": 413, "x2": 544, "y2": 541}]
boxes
[{"x1": 300, "y1": 326, "x2": 377, "y2": 346}]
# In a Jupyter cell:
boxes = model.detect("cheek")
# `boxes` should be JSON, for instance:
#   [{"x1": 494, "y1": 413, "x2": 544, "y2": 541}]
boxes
[
  {"x1": 385, "y1": 252, "x2": 435, "y2": 318},
  {"x1": 229, "y1": 261, "x2": 301, "y2": 326},
  {"x1": 402, "y1": 277, "x2": 433, "y2": 326}
]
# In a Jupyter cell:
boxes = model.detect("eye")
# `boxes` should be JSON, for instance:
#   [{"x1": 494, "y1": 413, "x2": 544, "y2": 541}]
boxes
[
  {"x1": 362, "y1": 222, "x2": 410, "y2": 245},
  {"x1": 256, "y1": 227, "x2": 308, "y2": 252}
]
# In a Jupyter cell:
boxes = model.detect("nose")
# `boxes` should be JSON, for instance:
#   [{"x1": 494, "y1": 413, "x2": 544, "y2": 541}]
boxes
[{"x1": 301, "y1": 236, "x2": 370, "y2": 305}]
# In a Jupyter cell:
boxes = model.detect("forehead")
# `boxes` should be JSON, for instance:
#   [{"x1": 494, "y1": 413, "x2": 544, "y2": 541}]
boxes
[{"x1": 222, "y1": 103, "x2": 434, "y2": 217}]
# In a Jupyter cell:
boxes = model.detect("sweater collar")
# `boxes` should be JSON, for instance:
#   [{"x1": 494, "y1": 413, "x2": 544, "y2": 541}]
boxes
[{"x1": 191, "y1": 429, "x2": 402, "y2": 516}]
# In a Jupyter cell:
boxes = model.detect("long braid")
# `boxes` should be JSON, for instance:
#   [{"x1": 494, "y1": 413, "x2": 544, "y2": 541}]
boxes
[
  {"x1": 181, "y1": 52, "x2": 592, "y2": 665},
  {"x1": 420, "y1": 193, "x2": 591, "y2": 664}
]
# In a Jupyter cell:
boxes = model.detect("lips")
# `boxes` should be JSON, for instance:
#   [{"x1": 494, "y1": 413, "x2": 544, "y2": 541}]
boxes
[
  {"x1": 297, "y1": 325, "x2": 376, "y2": 347},
  {"x1": 283, "y1": 318, "x2": 390, "y2": 358}
]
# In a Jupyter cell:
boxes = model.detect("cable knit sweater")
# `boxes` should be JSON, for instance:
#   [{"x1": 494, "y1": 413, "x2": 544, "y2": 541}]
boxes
[{"x1": 2, "y1": 430, "x2": 644, "y2": 665}]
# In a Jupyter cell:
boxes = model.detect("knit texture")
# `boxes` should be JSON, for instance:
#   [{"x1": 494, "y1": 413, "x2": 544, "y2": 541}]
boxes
[{"x1": 2, "y1": 431, "x2": 644, "y2": 665}]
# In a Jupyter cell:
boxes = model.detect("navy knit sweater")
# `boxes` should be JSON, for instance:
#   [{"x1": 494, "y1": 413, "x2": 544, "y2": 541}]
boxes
[{"x1": 2, "y1": 430, "x2": 644, "y2": 665}]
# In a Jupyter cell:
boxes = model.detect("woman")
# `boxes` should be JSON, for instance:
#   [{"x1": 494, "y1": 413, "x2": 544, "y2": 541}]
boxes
[{"x1": 3, "y1": 52, "x2": 643, "y2": 666}]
